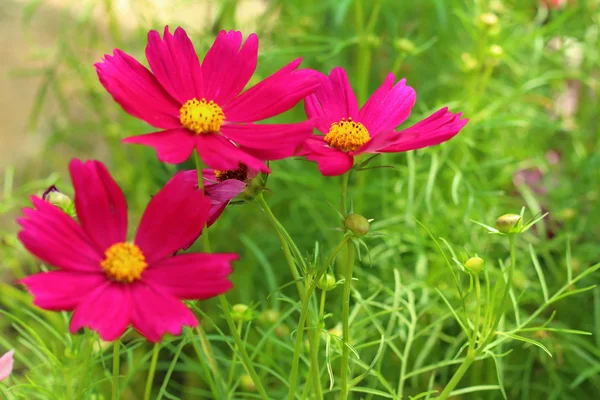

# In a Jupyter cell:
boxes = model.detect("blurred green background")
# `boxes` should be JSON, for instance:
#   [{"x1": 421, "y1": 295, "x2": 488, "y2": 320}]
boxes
[{"x1": 1, "y1": 0, "x2": 599, "y2": 399}]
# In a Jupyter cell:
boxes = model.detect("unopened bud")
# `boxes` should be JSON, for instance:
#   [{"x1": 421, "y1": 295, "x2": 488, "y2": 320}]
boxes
[
  {"x1": 394, "y1": 38, "x2": 416, "y2": 54},
  {"x1": 275, "y1": 324, "x2": 290, "y2": 338},
  {"x1": 495, "y1": 214, "x2": 523, "y2": 233},
  {"x1": 345, "y1": 213, "x2": 369, "y2": 237},
  {"x1": 489, "y1": 44, "x2": 503, "y2": 58},
  {"x1": 258, "y1": 309, "x2": 280, "y2": 325},
  {"x1": 479, "y1": 12, "x2": 498, "y2": 26},
  {"x1": 317, "y1": 274, "x2": 337, "y2": 291},
  {"x1": 461, "y1": 53, "x2": 478, "y2": 71},
  {"x1": 231, "y1": 304, "x2": 253, "y2": 322},
  {"x1": 43, "y1": 185, "x2": 75, "y2": 217},
  {"x1": 465, "y1": 257, "x2": 485, "y2": 274},
  {"x1": 240, "y1": 374, "x2": 256, "y2": 391}
]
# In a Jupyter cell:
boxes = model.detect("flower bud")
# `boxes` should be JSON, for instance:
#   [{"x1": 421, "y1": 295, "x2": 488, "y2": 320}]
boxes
[
  {"x1": 317, "y1": 274, "x2": 337, "y2": 291},
  {"x1": 479, "y1": 12, "x2": 498, "y2": 26},
  {"x1": 495, "y1": 214, "x2": 523, "y2": 233},
  {"x1": 43, "y1": 186, "x2": 74, "y2": 215},
  {"x1": 231, "y1": 304, "x2": 253, "y2": 322},
  {"x1": 258, "y1": 309, "x2": 280, "y2": 325},
  {"x1": 275, "y1": 324, "x2": 290, "y2": 338},
  {"x1": 465, "y1": 257, "x2": 485, "y2": 274},
  {"x1": 489, "y1": 44, "x2": 503, "y2": 58},
  {"x1": 240, "y1": 374, "x2": 256, "y2": 391},
  {"x1": 461, "y1": 53, "x2": 478, "y2": 71},
  {"x1": 394, "y1": 38, "x2": 416, "y2": 54},
  {"x1": 345, "y1": 213, "x2": 369, "y2": 237}
]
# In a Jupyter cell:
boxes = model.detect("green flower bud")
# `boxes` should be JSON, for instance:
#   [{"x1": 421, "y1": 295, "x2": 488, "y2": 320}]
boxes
[
  {"x1": 275, "y1": 324, "x2": 290, "y2": 338},
  {"x1": 231, "y1": 304, "x2": 253, "y2": 322},
  {"x1": 240, "y1": 374, "x2": 256, "y2": 391},
  {"x1": 258, "y1": 309, "x2": 280, "y2": 325},
  {"x1": 479, "y1": 12, "x2": 498, "y2": 26},
  {"x1": 489, "y1": 44, "x2": 504, "y2": 58},
  {"x1": 345, "y1": 213, "x2": 370, "y2": 237},
  {"x1": 317, "y1": 274, "x2": 337, "y2": 291},
  {"x1": 394, "y1": 38, "x2": 416, "y2": 54},
  {"x1": 43, "y1": 186, "x2": 75, "y2": 217},
  {"x1": 465, "y1": 257, "x2": 485, "y2": 274},
  {"x1": 461, "y1": 52, "x2": 478, "y2": 71},
  {"x1": 495, "y1": 214, "x2": 523, "y2": 233}
]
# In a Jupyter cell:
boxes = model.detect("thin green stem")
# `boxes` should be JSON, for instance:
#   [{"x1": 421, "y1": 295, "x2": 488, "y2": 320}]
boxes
[
  {"x1": 488, "y1": 235, "x2": 516, "y2": 340},
  {"x1": 474, "y1": 276, "x2": 482, "y2": 348},
  {"x1": 287, "y1": 237, "x2": 351, "y2": 400},
  {"x1": 340, "y1": 241, "x2": 356, "y2": 400},
  {"x1": 227, "y1": 321, "x2": 243, "y2": 387},
  {"x1": 307, "y1": 288, "x2": 325, "y2": 400},
  {"x1": 341, "y1": 172, "x2": 350, "y2": 216},
  {"x1": 437, "y1": 353, "x2": 476, "y2": 400},
  {"x1": 255, "y1": 193, "x2": 305, "y2": 296},
  {"x1": 397, "y1": 291, "x2": 416, "y2": 398},
  {"x1": 112, "y1": 341, "x2": 120, "y2": 400},
  {"x1": 190, "y1": 327, "x2": 222, "y2": 399},
  {"x1": 219, "y1": 296, "x2": 269, "y2": 399},
  {"x1": 144, "y1": 343, "x2": 160, "y2": 400}
]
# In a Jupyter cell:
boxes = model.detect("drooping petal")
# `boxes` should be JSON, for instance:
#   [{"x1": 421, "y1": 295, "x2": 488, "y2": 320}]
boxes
[
  {"x1": 305, "y1": 67, "x2": 358, "y2": 128},
  {"x1": 358, "y1": 76, "x2": 416, "y2": 134},
  {"x1": 17, "y1": 197, "x2": 102, "y2": 271},
  {"x1": 144, "y1": 253, "x2": 236, "y2": 299},
  {"x1": 202, "y1": 30, "x2": 258, "y2": 105},
  {"x1": 123, "y1": 128, "x2": 196, "y2": 164},
  {"x1": 95, "y1": 50, "x2": 180, "y2": 129},
  {"x1": 300, "y1": 137, "x2": 354, "y2": 176},
  {"x1": 221, "y1": 121, "x2": 313, "y2": 160},
  {"x1": 379, "y1": 108, "x2": 468, "y2": 153},
  {"x1": 205, "y1": 179, "x2": 247, "y2": 226},
  {"x1": 135, "y1": 171, "x2": 211, "y2": 264},
  {"x1": 70, "y1": 283, "x2": 131, "y2": 342},
  {"x1": 20, "y1": 271, "x2": 106, "y2": 311},
  {"x1": 145, "y1": 26, "x2": 204, "y2": 104},
  {"x1": 224, "y1": 58, "x2": 321, "y2": 123},
  {"x1": 69, "y1": 160, "x2": 127, "y2": 251},
  {"x1": 0, "y1": 350, "x2": 14, "y2": 382},
  {"x1": 195, "y1": 133, "x2": 269, "y2": 173},
  {"x1": 131, "y1": 283, "x2": 198, "y2": 342}
]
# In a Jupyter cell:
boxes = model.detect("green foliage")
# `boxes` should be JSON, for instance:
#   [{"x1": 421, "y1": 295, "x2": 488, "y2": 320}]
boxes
[{"x1": 1, "y1": 0, "x2": 599, "y2": 399}]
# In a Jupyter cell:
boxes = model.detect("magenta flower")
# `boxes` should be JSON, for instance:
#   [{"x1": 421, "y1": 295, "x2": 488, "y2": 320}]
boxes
[
  {"x1": 19, "y1": 159, "x2": 236, "y2": 342},
  {"x1": 301, "y1": 67, "x2": 468, "y2": 176},
  {"x1": 0, "y1": 350, "x2": 14, "y2": 382},
  {"x1": 96, "y1": 27, "x2": 319, "y2": 173}
]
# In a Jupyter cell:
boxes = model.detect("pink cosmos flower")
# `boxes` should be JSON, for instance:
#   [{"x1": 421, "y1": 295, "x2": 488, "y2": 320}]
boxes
[
  {"x1": 0, "y1": 350, "x2": 14, "y2": 382},
  {"x1": 19, "y1": 159, "x2": 236, "y2": 342},
  {"x1": 301, "y1": 67, "x2": 468, "y2": 176},
  {"x1": 96, "y1": 27, "x2": 320, "y2": 173}
]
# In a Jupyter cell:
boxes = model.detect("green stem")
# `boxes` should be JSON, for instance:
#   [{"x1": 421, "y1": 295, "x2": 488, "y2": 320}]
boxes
[
  {"x1": 488, "y1": 235, "x2": 516, "y2": 340},
  {"x1": 340, "y1": 241, "x2": 356, "y2": 400},
  {"x1": 227, "y1": 321, "x2": 243, "y2": 387},
  {"x1": 190, "y1": 327, "x2": 222, "y2": 399},
  {"x1": 255, "y1": 193, "x2": 305, "y2": 296},
  {"x1": 341, "y1": 172, "x2": 350, "y2": 216},
  {"x1": 307, "y1": 288, "x2": 325, "y2": 400},
  {"x1": 112, "y1": 341, "x2": 120, "y2": 400},
  {"x1": 287, "y1": 237, "x2": 351, "y2": 400},
  {"x1": 397, "y1": 291, "x2": 416, "y2": 398},
  {"x1": 144, "y1": 343, "x2": 160, "y2": 400},
  {"x1": 437, "y1": 353, "x2": 476, "y2": 400},
  {"x1": 474, "y1": 277, "x2": 482, "y2": 348}
]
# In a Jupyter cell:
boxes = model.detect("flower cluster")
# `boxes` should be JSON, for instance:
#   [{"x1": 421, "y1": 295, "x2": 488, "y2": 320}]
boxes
[{"x1": 18, "y1": 26, "x2": 467, "y2": 343}]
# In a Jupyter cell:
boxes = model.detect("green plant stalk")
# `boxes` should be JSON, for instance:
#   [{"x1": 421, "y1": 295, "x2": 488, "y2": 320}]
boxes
[
  {"x1": 112, "y1": 341, "x2": 120, "y2": 400},
  {"x1": 468, "y1": 275, "x2": 482, "y2": 351},
  {"x1": 437, "y1": 353, "x2": 477, "y2": 400},
  {"x1": 287, "y1": 237, "x2": 351, "y2": 400},
  {"x1": 305, "y1": 287, "x2": 326, "y2": 400},
  {"x1": 397, "y1": 291, "x2": 416, "y2": 398},
  {"x1": 194, "y1": 153, "x2": 268, "y2": 399},
  {"x1": 227, "y1": 321, "x2": 243, "y2": 387},
  {"x1": 340, "y1": 241, "x2": 356, "y2": 400},
  {"x1": 255, "y1": 193, "x2": 305, "y2": 296},
  {"x1": 341, "y1": 170, "x2": 350, "y2": 216},
  {"x1": 488, "y1": 235, "x2": 516, "y2": 340},
  {"x1": 190, "y1": 327, "x2": 222, "y2": 399},
  {"x1": 144, "y1": 343, "x2": 160, "y2": 400}
]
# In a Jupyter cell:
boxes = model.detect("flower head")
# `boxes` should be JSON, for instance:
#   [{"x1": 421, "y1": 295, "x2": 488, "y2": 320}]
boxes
[
  {"x1": 96, "y1": 27, "x2": 320, "y2": 173},
  {"x1": 0, "y1": 350, "x2": 14, "y2": 382},
  {"x1": 19, "y1": 159, "x2": 236, "y2": 342},
  {"x1": 301, "y1": 67, "x2": 468, "y2": 176}
]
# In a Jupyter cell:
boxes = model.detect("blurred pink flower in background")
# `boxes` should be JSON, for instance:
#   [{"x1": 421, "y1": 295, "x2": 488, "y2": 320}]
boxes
[{"x1": 0, "y1": 350, "x2": 14, "y2": 382}]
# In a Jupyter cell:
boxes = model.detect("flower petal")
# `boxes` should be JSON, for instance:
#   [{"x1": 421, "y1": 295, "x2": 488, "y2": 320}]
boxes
[
  {"x1": 300, "y1": 137, "x2": 354, "y2": 176},
  {"x1": 69, "y1": 159, "x2": 127, "y2": 251},
  {"x1": 358, "y1": 75, "x2": 416, "y2": 134},
  {"x1": 123, "y1": 128, "x2": 196, "y2": 164},
  {"x1": 18, "y1": 197, "x2": 103, "y2": 271},
  {"x1": 95, "y1": 49, "x2": 180, "y2": 129},
  {"x1": 20, "y1": 271, "x2": 106, "y2": 311},
  {"x1": 144, "y1": 253, "x2": 236, "y2": 299},
  {"x1": 146, "y1": 26, "x2": 204, "y2": 104},
  {"x1": 379, "y1": 108, "x2": 468, "y2": 153},
  {"x1": 221, "y1": 121, "x2": 313, "y2": 160},
  {"x1": 0, "y1": 350, "x2": 14, "y2": 382},
  {"x1": 195, "y1": 133, "x2": 269, "y2": 173},
  {"x1": 135, "y1": 171, "x2": 211, "y2": 264},
  {"x1": 307, "y1": 67, "x2": 358, "y2": 126},
  {"x1": 131, "y1": 283, "x2": 198, "y2": 342},
  {"x1": 205, "y1": 180, "x2": 247, "y2": 226},
  {"x1": 224, "y1": 58, "x2": 321, "y2": 123},
  {"x1": 202, "y1": 30, "x2": 258, "y2": 105},
  {"x1": 70, "y1": 283, "x2": 131, "y2": 342}
]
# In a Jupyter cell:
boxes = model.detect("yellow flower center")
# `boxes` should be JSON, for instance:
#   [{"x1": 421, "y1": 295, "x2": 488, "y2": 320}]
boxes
[
  {"x1": 179, "y1": 98, "x2": 225, "y2": 134},
  {"x1": 214, "y1": 163, "x2": 249, "y2": 182},
  {"x1": 100, "y1": 242, "x2": 148, "y2": 283},
  {"x1": 324, "y1": 118, "x2": 370, "y2": 152}
]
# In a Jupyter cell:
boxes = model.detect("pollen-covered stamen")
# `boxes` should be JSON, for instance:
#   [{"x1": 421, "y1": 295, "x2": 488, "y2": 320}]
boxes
[
  {"x1": 100, "y1": 242, "x2": 147, "y2": 283},
  {"x1": 324, "y1": 118, "x2": 370, "y2": 152},
  {"x1": 214, "y1": 163, "x2": 249, "y2": 182},
  {"x1": 180, "y1": 98, "x2": 225, "y2": 134}
]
